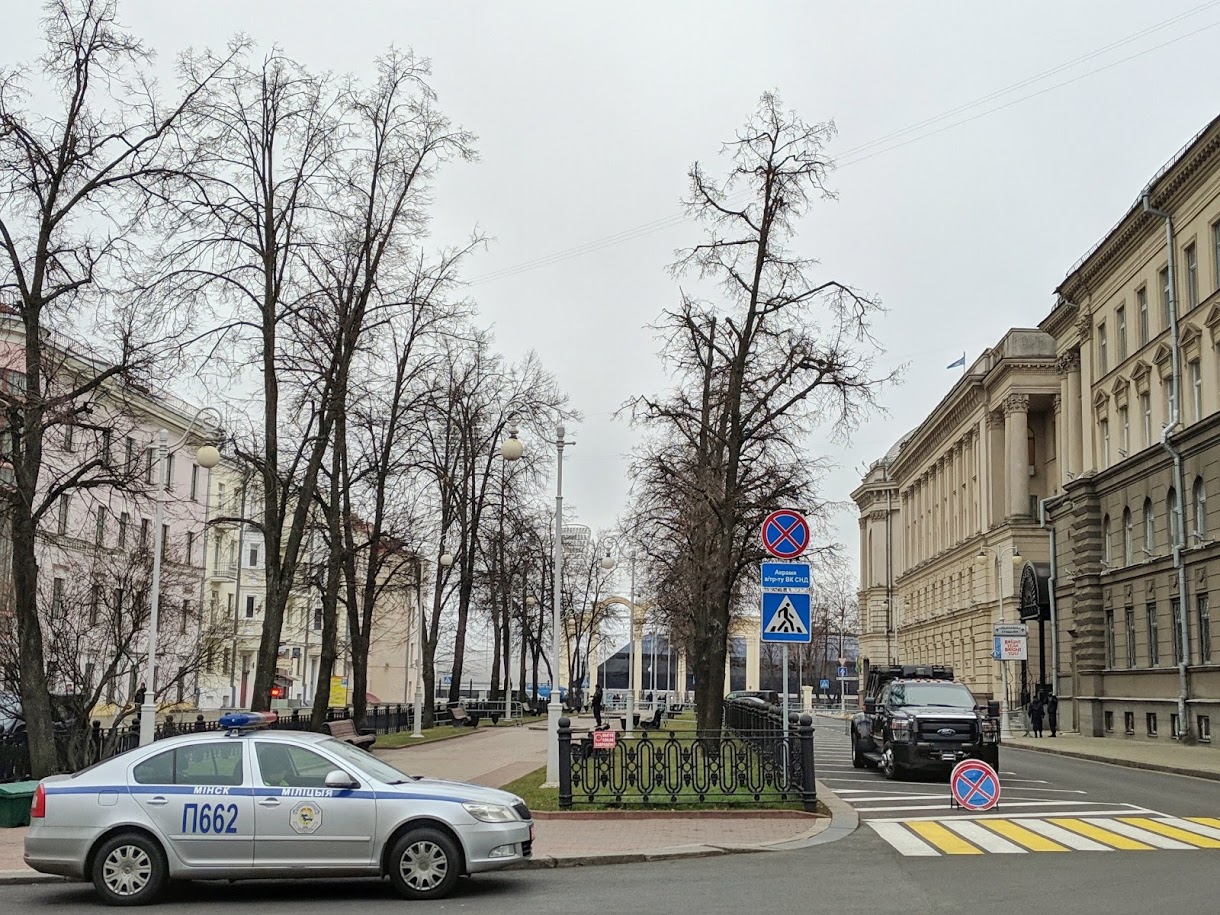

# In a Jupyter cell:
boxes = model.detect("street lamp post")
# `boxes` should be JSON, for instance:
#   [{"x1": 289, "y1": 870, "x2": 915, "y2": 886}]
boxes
[
  {"x1": 140, "y1": 408, "x2": 223, "y2": 746},
  {"x1": 500, "y1": 422, "x2": 570, "y2": 785},
  {"x1": 977, "y1": 545, "x2": 1022, "y2": 741}
]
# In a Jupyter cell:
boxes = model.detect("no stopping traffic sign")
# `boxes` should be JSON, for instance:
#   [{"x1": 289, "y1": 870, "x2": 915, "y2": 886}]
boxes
[{"x1": 949, "y1": 759, "x2": 1001, "y2": 811}]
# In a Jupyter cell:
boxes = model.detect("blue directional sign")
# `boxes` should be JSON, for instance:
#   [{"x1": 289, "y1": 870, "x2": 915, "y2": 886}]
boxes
[
  {"x1": 837, "y1": 666, "x2": 849, "y2": 677},
  {"x1": 760, "y1": 591, "x2": 812, "y2": 643},
  {"x1": 761, "y1": 562, "x2": 811, "y2": 590}
]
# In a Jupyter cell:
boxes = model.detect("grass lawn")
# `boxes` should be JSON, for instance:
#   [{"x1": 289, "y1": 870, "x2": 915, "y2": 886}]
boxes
[
  {"x1": 375, "y1": 714, "x2": 547, "y2": 750},
  {"x1": 500, "y1": 764, "x2": 817, "y2": 813}
]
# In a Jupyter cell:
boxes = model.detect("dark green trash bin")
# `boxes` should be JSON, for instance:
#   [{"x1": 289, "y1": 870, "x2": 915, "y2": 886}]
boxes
[{"x1": 0, "y1": 780, "x2": 39, "y2": 828}]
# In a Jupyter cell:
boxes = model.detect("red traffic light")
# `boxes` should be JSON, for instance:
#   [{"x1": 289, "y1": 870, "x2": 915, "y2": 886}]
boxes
[{"x1": 270, "y1": 686, "x2": 283, "y2": 699}]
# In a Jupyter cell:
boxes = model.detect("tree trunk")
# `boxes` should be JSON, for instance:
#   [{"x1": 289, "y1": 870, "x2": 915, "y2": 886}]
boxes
[{"x1": 12, "y1": 510, "x2": 57, "y2": 777}]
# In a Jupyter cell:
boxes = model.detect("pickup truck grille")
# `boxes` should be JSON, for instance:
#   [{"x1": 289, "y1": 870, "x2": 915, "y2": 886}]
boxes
[{"x1": 917, "y1": 718, "x2": 977, "y2": 742}]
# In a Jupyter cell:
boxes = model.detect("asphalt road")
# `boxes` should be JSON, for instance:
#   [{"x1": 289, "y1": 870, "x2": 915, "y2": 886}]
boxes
[{"x1": 12, "y1": 723, "x2": 1220, "y2": 912}]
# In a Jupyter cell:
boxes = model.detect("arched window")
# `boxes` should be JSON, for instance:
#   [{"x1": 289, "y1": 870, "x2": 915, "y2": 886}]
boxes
[
  {"x1": 1195, "y1": 477, "x2": 1208, "y2": 541},
  {"x1": 1122, "y1": 507, "x2": 1133, "y2": 565},
  {"x1": 1102, "y1": 515, "x2": 1112, "y2": 565},
  {"x1": 1144, "y1": 497, "x2": 1155, "y2": 556},
  {"x1": 1168, "y1": 488, "x2": 1181, "y2": 548}
]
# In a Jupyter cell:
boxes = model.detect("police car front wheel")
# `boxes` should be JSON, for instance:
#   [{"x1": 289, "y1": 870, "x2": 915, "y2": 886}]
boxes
[
  {"x1": 90, "y1": 831, "x2": 167, "y2": 907},
  {"x1": 388, "y1": 827, "x2": 461, "y2": 900}
]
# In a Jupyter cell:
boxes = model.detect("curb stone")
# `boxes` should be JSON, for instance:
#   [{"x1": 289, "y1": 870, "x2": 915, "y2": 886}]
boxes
[
  {"x1": 1006, "y1": 741, "x2": 1220, "y2": 782},
  {"x1": 0, "y1": 870, "x2": 64, "y2": 886}
]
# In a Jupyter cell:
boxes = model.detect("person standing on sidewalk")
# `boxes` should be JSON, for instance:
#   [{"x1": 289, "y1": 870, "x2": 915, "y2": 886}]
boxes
[
  {"x1": 592, "y1": 685, "x2": 604, "y2": 729},
  {"x1": 1029, "y1": 695, "x2": 1045, "y2": 738},
  {"x1": 1046, "y1": 693, "x2": 1059, "y2": 737}
]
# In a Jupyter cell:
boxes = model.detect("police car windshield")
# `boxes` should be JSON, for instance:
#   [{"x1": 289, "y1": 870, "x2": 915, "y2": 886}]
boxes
[
  {"x1": 321, "y1": 738, "x2": 415, "y2": 784},
  {"x1": 889, "y1": 683, "x2": 975, "y2": 708}
]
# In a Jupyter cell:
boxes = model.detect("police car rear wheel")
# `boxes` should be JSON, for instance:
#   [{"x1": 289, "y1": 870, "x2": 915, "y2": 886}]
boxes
[
  {"x1": 389, "y1": 828, "x2": 461, "y2": 900},
  {"x1": 91, "y1": 832, "x2": 166, "y2": 906}
]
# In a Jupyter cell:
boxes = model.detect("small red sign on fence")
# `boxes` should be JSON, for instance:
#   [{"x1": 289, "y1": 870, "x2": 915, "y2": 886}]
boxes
[{"x1": 592, "y1": 729, "x2": 617, "y2": 750}]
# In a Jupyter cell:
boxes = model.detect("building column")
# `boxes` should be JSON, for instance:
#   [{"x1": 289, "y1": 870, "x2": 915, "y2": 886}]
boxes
[
  {"x1": 1005, "y1": 393, "x2": 1030, "y2": 519},
  {"x1": 1060, "y1": 349, "x2": 1082, "y2": 480},
  {"x1": 1075, "y1": 315, "x2": 1095, "y2": 471},
  {"x1": 986, "y1": 411, "x2": 1004, "y2": 527}
]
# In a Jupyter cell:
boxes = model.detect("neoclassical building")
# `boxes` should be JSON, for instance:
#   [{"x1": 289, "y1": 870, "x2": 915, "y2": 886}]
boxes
[
  {"x1": 1043, "y1": 113, "x2": 1220, "y2": 744},
  {"x1": 853, "y1": 329, "x2": 1060, "y2": 706}
]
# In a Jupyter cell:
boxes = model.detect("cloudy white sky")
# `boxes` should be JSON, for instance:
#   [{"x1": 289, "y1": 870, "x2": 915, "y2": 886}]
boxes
[{"x1": 10, "y1": 0, "x2": 1220, "y2": 575}]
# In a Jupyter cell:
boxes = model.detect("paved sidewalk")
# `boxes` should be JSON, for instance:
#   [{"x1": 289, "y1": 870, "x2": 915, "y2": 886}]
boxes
[
  {"x1": 1006, "y1": 732, "x2": 1220, "y2": 779},
  {"x1": 0, "y1": 724, "x2": 847, "y2": 881}
]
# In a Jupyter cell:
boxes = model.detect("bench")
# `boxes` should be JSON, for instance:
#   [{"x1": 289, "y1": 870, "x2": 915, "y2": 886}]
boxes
[
  {"x1": 325, "y1": 718, "x2": 376, "y2": 749},
  {"x1": 449, "y1": 706, "x2": 480, "y2": 728},
  {"x1": 637, "y1": 707, "x2": 665, "y2": 732}
]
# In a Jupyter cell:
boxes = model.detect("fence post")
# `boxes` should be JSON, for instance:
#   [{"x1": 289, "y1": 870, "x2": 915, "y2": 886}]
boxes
[
  {"x1": 798, "y1": 714, "x2": 817, "y2": 812},
  {"x1": 558, "y1": 717, "x2": 573, "y2": 810}
]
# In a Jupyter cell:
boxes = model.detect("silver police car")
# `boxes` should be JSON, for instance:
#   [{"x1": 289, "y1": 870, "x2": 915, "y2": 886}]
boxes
[{"x1": 24, "y1": 712, "x2": 534, "y2": 905}]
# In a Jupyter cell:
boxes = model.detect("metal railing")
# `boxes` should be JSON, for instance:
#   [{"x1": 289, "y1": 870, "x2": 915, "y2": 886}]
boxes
[{"x1": 557, "y1": 713, "x2": 816, "y2": 810}]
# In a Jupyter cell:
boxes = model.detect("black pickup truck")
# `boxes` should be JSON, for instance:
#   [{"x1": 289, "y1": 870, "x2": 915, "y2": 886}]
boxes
[{"x1": 849, "y1": 665, "x2": 1000, "y2": 780}]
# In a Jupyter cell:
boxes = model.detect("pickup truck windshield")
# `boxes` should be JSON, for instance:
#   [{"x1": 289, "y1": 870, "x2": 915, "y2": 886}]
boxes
[{"x1": 888, "y1": 683, "x2": 976, "y2": 709}]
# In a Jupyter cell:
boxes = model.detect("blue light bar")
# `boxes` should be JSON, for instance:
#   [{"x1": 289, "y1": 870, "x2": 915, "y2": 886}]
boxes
[{"x1": 218, "y1": 711, "x2": 278, "y2": 730}]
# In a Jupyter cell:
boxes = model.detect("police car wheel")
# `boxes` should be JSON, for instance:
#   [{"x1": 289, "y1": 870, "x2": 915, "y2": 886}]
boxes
[
  {"x1": 388, "y1": 828, "x2": 461, "y2": 900},
  {"x1": 90, "y1": 832, "x2": 167, "y2": 907}
]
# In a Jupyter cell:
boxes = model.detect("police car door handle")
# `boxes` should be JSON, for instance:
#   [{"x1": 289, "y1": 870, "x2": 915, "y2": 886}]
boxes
[
  {"x1": 147, "y1": 796, "x2": 169, "y2": 807},
  {"x1": 258, "y1": 798, "x2": 281, "y2": 808}
]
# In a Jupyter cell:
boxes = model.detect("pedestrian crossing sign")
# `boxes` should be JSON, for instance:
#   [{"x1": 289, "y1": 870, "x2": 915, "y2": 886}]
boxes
[{"x1": 761, "y1": 592, "x2": 812, "y2": 643}]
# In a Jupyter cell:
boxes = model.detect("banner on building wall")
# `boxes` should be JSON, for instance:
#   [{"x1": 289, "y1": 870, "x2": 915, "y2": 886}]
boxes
[{"x1": 330, "y1": 676, "x2": 349, "y2": 707}]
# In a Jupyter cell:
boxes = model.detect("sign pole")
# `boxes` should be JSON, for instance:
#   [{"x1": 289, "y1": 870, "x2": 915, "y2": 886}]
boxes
[{"x1": 782, "y1": 644, "x2": 789, "y2": 741}]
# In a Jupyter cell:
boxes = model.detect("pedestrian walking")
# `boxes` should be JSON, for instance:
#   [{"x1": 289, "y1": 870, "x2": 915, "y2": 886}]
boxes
[
  {"x1": 1029, "y1": 695, "x2": 1044, "y2": 738},
  {"x1": 1046, "y1": 693, "x2": 1059, "y2": 737},
  {"x1": 591, "y1": 684, "x2": 604, "y2": 729}
]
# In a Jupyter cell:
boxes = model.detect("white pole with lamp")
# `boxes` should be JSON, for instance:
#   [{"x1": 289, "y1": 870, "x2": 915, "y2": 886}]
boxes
[
  {"x1": 140, "y1": 408, "x2": 224, "y2": 746},
  {"x1": 977, "y1": 545, "x2": 1022, "y2": 741},
  {"x1": 500, "y1": 422, "x2": 570, "y2": 785}
]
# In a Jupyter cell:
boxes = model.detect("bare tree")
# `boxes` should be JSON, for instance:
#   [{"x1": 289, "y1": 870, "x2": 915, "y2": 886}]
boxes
[
  {"x1": 0, "y1": 0, "x2": 234, "y2": 775},
  {"x1": 628, "y1": 93, "x2": 889, "y2": 730}
]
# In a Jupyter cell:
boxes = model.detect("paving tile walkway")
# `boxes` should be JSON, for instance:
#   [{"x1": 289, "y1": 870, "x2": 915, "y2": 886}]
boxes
[{"x1": 1006, "y1": 733, "x2": 1220, "y2": 778}]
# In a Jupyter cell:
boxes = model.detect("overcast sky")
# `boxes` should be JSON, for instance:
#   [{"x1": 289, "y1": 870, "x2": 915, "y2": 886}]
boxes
[{"x1": 10, "y1": 0, "x2": 1220, "y2": 578}]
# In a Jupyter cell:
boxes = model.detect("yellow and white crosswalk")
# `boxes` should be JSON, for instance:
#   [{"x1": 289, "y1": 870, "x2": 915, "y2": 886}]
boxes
[{"x1": 870, "y1": 816, "x2": 1220, "y2": 856}]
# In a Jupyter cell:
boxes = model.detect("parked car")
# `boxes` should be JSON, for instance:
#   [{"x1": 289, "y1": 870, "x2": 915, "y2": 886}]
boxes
[{"x1": 25, "y1": 711, "x2": 534, "y2": 905}]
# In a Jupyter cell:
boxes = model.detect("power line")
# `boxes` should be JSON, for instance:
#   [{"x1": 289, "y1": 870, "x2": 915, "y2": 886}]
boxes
[{"x1": 465, "y1": 5, "x2": 1220, "y2": 288}]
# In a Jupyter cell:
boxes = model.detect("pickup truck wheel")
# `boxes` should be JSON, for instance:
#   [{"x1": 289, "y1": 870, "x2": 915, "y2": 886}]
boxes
[
  {"x1": 852, "y1": 739, "x2": 867, "y2": 769},
  {"x1": 881, "y1": 745, "x2": 905, "y2": 781}
]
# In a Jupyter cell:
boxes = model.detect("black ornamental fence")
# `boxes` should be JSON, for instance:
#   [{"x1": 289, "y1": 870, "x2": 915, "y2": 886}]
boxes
[
  {"x1": 557, "y1": 708, "x2": 816, "y2": 811},
  {"x1": 0, "y1": 703, "x2": 419, "y2": 783}
]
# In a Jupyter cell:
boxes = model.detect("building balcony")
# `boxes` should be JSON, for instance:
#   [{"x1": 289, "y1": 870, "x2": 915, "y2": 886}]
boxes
[{"x1": 207, "y1": 562, "x2": 240, "y2": 582}]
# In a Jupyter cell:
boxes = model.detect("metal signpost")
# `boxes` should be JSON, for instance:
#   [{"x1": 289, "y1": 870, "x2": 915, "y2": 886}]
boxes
[{"x1": 760, "y1": 513, "x2": 812, "y2": 742}]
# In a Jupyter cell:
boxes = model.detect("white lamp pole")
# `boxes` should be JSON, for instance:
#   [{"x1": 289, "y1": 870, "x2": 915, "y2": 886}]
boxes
[
  {"x1": 140, "y1": 410, "x2": 223, "y2": 746},
  {"x1": 978, "y1": 545, "x2": 1021, "y2": 741}
]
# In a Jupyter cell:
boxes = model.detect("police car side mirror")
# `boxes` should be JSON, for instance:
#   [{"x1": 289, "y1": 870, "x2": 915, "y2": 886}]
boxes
[
  {"x1": 863, "y1": 698, "x2": 876, "y2": 715},
  {"x1": 324, "y1": 770, "x2": 359, "y2": 790}
]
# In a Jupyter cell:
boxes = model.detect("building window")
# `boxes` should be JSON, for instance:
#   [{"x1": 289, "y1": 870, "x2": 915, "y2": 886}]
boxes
[
  {"x1": 56, "y1": 497, "x2": 69, "y2": 535},
  {"x1": 313, "y1": 606, "x2": 323, "y2": 630},
  {"x1": 1097, "y1": 321, "x2": 1108, "y2": 373},
  {"x1": 1147, "y1": 602, "x2": 1160, "y2": 667},
  {"x1": 1165, "y1": 376, "x2": 1177, "y2": 424},
  {"x1": 185, "y1": 530, "x2": 195, "y2": 566},
  {"x1": 1190, "y1": 360, "x2": 1203, "y2": 422},
  {"x1": 63, "y1": 424, "x2": 75, "y2": 452},
  {"x1": 248, "y1": 544, "x2": 259, "y2": 568},
  {"x1": 1171, "y1": 713, "x2": 1181, "y2": 739},
  {"x1": 1147, "y1": 712, "x2": 1158, "y2": 737},
  {"x1": 1116, "y1": 305, "x2": 1127, "y2": 361},
  {"x1": 1196, "y1": 477, "x2": 1208, "y2": 541},
  {"x1": 1185, "y1": 242, "x2": 1198, "y2": 310},
  {"x1": 1168, "y1": 487, "x2": 1181, "y2": 548},
  {"x1": 1125, "y1": 606, "x2": 1137, "y2": 668},
  {"x1": 1137, "y1": 286, "x2": 1149, "y2": 345},
  {"x1": 101, "y1": 429, "x2": 113, "y2": 467},
  {"x1": 245, "y1": 595, "x2": 256, "y2": 618},
  {"x1": 1171, "y1": 597, "x2": 1184, "y2": 666},
  {"x1": 1140, "y1": 392, "x2": 1151, "y2": 447},
  {"x1": 181, "y1": 598, "x2": 191, "y2": 634},
  {"x1": 1104, "y1": 710, "x2": 1115, "y2": 732},
  {"x1": 140, "y1": 518, "x2": 150, "y2": 548},
  {"x1": 1124, "y1": 711, "x2": 1135, "y2": 735},
  {"x1": 1199, "y1": 594, "x2": 1211, "y2": 664},
  {"x1": 1122, "y1": 508, "x2": 1133, "y2": 565},
  {"x1": 190, "y1": 464, "x2": 199, "y2": 501},
  {"x1": 1100, "y1": 419, "x2": 1110, "y2": 466},
  {"x1": 1119, "y1": 406, "x2": 1129, "y2": 456},
  {"x1": 95, "y1": 506, "x2": 105, "y2": 547},
  {"x1": 1104, "y1": 609, "x2": 1115, "y2": 666},
  {"x1": 145, "y1": 448, "x2": 154, "y2": 484},
  {"x1": 1144, "y1": 497, "x2": 1155, "y2": 556},
  {"x1": 125, "y1": 436, "x2": 136, "y2": 470},
  {"x1": 1200, "y1": 715, "x2": 1212, "y2": 742},
  {"x1": 1102, "y1": 515, "x2": 1112, "y2": 566},
  {"x1": 164, "y1": 453, "x2": 175, "y2": 493},
  {"x1": 118, "y1": 512, "x2": 129, "y2": 548},
  {"x1": 52, "y1": 577, "x2": 65, "y2": 614},
  {"x1": 89, "y1": 584, "x2": 101, "y2": 626},
  {"x1": 217, "y1": 482, "x2": 227, "y2": 513},
  {"x1": 1160, "y1": 266, "x2": 1171, "y2": 330}
]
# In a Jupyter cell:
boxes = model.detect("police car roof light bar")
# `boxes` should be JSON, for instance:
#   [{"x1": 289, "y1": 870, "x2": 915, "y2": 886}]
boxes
[{"x1": 218, "y1": 711, "x2": 279, "y2": 732}]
